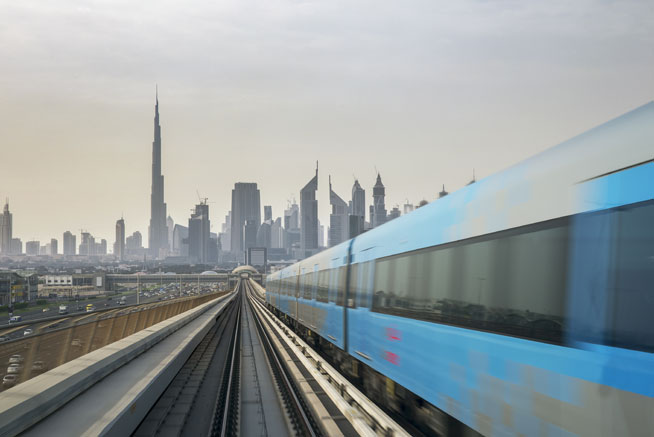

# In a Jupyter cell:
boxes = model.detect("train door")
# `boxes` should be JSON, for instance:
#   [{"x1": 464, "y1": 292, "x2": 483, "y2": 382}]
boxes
[
  {"x1": 297, "y1": 267, "x2": 307, "y2": 325},
  {"x1": 326, "y1": 266, "x2": 341, "y2": 346},
  {"x1": 289, "y1": 269, "x2": 299, "y2": 320},
  {"x1": 309, "y1": 264, "x2": 319, "y2": 331},
  {"x1": 349, "y1": 260, "x2": 376, "y2": 363}
]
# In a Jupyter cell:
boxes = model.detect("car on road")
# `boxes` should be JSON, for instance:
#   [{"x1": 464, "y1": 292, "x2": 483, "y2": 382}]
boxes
[
  {"x1": 31, "y1": 361, "x2": 47, "y2": 373},
  {"x1": 85, "y1": 304, "x2": 95, "y2": 312},
  {"x1": 2, "y1": 374, "x2": 18, "y2": 388},
  {"x1": 8, "y1": 355, "x2": 24, "y2": 364},
  {"x1": 8, "y1": 316, "x2": 22, "y2": 323},
  {"x1": 7, "y1": 363, "x2": 22, "y2": 374},
  {"x1": 0, "y1": 336, "x2": 9, "y2": 342},
  {"x1": 42, "y1": 308, "x2": 50, "y2": 313},
  {"x1": 23, "y1": 329, "x2": 33, "y2": 336}
]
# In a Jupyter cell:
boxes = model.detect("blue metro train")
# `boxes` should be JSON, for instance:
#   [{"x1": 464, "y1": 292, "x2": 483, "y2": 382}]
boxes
[{"x1": 265, "y1": 102, "x2": 654, "y2": 436}]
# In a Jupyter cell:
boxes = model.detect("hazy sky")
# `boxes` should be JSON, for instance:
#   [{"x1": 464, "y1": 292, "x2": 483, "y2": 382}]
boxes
[{"x1": 1, "y1": 0, "x2": 652, "y2": 246}]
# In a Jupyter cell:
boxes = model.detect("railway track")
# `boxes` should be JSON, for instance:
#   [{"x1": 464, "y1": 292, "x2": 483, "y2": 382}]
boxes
[{"x1": 135, "y1": 279, "x2": 407, "y2": 436}]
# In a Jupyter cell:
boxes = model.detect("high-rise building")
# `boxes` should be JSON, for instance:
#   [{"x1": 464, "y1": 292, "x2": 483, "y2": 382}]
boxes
[
  {"x1": 0, "y1": 200, "x2": 13, "y2": 255},
  {"x1": 284, "y1": 202, "x2": 299, "y2": 230},
  {"x1": 300, "y1": 164, "x2": 319, "y2": 258},
  {"x1": 98, "y1": 239, "x2": 107, "y2": 255},
  {"x1": 349, "y1": 180, "x2": 365, "y2": 238},
  {"x1": 79, "y1": 232, "x2": 95, "y2": 256},
  {"x1": 25, "y1": 241, "x2": 40, "y2": 256},
  {"x1": 50, "y1": 238, "x2": 58, "y2": 255},
  {"x1": 256, "y1": 221, "x2": 271, "y2": 249},
  {"x1": 284, "y1": 201, "x2": 300, "y2": 252},
  {"x1": 11, "y1": 238, "x2": 22, "y2": 255},
  {"x1": 230, "y1": 183, "x2": 261, "y2": 257},
  {"x1": 167, "y1": 216, "x2": 175, "y2": 250},
  {"x1": 219, "y1": 212, "x2": 231, "y2": 253},
  {"x1": 189, "y1": 201, "x2": 210, "y2": 263},
  {"x1": 329, "y1": 176, "x2": 349, "y2": 247},
  {"x1": 172, "y1": 224, "x2": 189, "y2": 257},
  {"x1": 114, "y1": 218, "x2": 125, "y2": 260},
  {"x1": 403, "y1": 201, "x2": 415, "y2": 215},
  {"x1": 270, "y1": 218, "x2": 284, "y2": 249},
  {"x1": 126, "y1": 231, "x2": 144, "y2": 256},
  {"x1": 148, "y1": 89, "x2": 168, "y2": 258},
  {"x1": 387, "y1": 206, "x2": 401, "y2": 221},
  {"x1": 63, "y1": 231, "x2": 76, "y2": 256},
  {"x1": 372, "y1": 173, "x2": 387, "y2": 228},
  {"x1": 244, "y1": 219, "x2": 258, "y2": 254},
  {"x1": 264, "y1": 205, "x2": 272, "y2": 222}
]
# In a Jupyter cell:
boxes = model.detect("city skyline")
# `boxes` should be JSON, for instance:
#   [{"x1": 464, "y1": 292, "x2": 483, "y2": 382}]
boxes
[{"x1": 1, "y1": 1, "x2": 652, "y2": 244}]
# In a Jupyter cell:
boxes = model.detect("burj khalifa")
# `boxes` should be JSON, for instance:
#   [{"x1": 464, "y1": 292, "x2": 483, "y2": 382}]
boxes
[{"x1": 148, "y1": 88, "x2": 168, "y2": 257}]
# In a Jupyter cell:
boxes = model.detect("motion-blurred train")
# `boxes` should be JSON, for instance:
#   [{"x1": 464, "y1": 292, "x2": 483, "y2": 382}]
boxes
[{"x1": 265, "y1": 102, "x2": 654, "y2": 436}]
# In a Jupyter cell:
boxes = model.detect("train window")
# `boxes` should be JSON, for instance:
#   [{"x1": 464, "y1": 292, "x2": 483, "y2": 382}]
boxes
[
  {"x1": 348, "y1": 263, "x2": 358, "y2": 308},
  {"x1": 372, "y1": 218, "x2": 569, "y2": 344},
  {"x1": 357, "y1": 262, "x2": 373, "y2": 308},
  {"x1": 317, "y1": 270, "x2": 329, "y2": 303},
  {"x1": 335, "y1": 266, "x2": 347, "y2": 306},
  {"x1": 606, "y1": 201, "x2": 654, "y2": 352},
  {"x1": 303, "y1": 273, "x2": 314, "y2": 299}
]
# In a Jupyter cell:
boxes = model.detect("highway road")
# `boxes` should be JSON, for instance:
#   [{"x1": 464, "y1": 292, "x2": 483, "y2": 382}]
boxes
[{"x1": 0, "y1": 283, "x2": 224, "y2": 342}]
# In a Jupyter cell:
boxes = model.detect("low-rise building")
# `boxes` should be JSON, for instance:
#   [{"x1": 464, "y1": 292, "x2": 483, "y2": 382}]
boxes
[{"x1": 0, "y1": 271, "x2": 38, "y2": 304}]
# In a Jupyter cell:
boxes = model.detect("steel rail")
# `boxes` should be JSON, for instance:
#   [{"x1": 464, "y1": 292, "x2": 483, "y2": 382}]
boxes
[{"x1": 244, "y1": 281, "x2": 322, "y2": 437}]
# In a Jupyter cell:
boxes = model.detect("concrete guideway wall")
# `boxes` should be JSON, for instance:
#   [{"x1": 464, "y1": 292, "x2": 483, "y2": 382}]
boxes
[{"x1": 0, "y1": 292, "x2": 226, "y2": 392}]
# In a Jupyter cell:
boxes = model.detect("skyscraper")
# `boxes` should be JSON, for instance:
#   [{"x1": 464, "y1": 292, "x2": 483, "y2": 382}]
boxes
[
  {"x1": 329, "y1": 176, "x2": 349, "y2": 247},
  {"x1": 98, "y1": 239, "x2": 107, "y2": 255},
  {"x1": 126, "y1": 231, "x2": 144, "y2": 256},
  {"x1": 114, "y1": 218, "x2": 125, "y2": 261},
  {"x1": 25, "y1": 241, "x2": 39, "y2": 256},
  {"x1": 148, "y1": 88, "x2": 168, "y2": 258},
  {"x1": 349, "y1": 180, "x2": 365, "y2": 238},
  {"x1": 283, "y1": 201, "x2": 300, "y2": 252},
  {"x1": 11, "y1": 238, "x2": 22, "y2": 255},
  {"x1": 63, "y1": 231, "x2": 76, "y2": 256},
  {"x1": 264, "y1": 205, "x2": 272, "y2": 222},
  {"x1": 50, "y1": 238, "x2": 58, "y2": 255},
  {"x1": 300, "y1": 163, "x2": 319, "y2": 258},
  {"x1": 372, "y1": 173, "x2": 387, "y2": 228},
  {"x1": 79, "y1": 232, "x2": 95, "y2": 256},
  {"x1": 230, "y1": 183, "x2": 261, "y2": 257},
  {"x1": 219, "y1": 211, "x2": 231, "y2": 253},
  {"x1": 167, "y1": 216, "x2": 175, "y2": 250},
  {"x1": 189, "y1": 201, "x2": 210, "y2": 263},
  {"x1": 0, "y1": 200, "x2": 13, "y2": 255}
]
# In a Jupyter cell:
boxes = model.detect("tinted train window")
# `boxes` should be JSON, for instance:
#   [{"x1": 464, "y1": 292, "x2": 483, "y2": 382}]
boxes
[
  {"x1": 335, "y1": 266, "x2": 347, "y2": 306},
  {"x1": 356, "y1": 262, "x2": 372, "y2": 307},
  {"x1": 317, "y1": 270, "x2": 329, "y2": 303},
  {"x1": 373, "y1": 219, "x2": 569, "y2": 343},
  {"x1": 302, "y1": 273, "x2": 313, "y2": 299},
  {"x1": 607, "y1": 202, "x2": 654, "y2": 352},
  {"x1": 348, "y1": 263, "x2": 358, "y2": 308}
]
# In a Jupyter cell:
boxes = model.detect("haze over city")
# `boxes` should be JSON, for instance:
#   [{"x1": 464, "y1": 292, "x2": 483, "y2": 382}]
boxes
[{"x1": 1, "y1": 0, "x2": 652, "y2": 243}]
